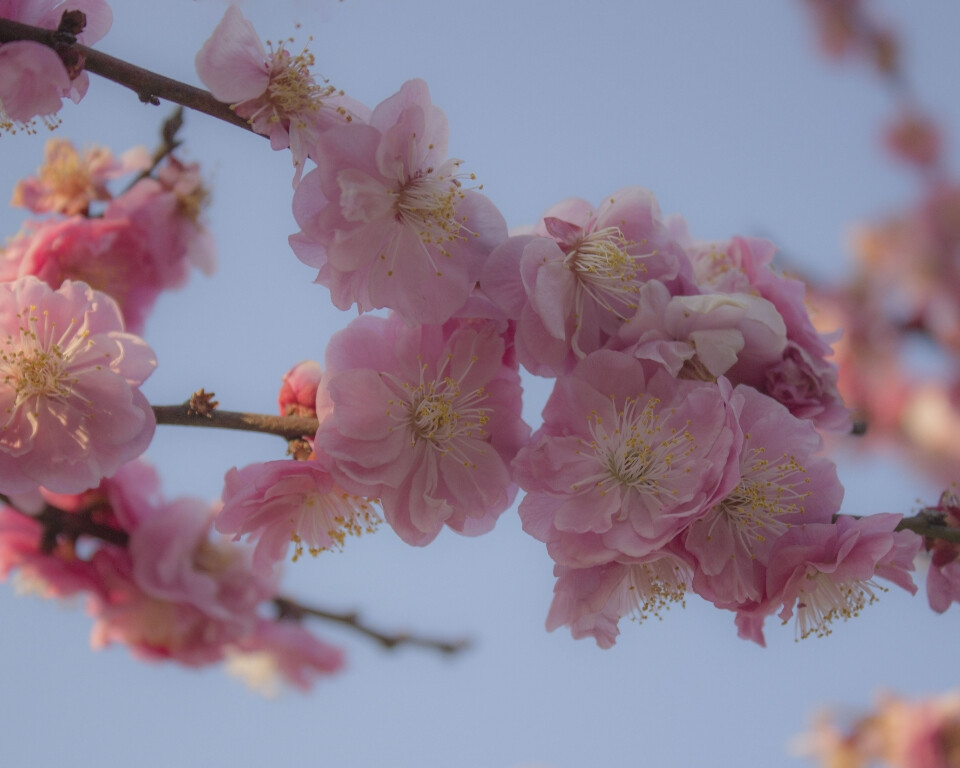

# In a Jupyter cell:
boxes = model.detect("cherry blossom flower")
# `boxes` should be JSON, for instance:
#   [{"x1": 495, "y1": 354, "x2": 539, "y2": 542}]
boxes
[
  {"x1": 225, "y1": 619, "x2": 344, "y2": 696},
  {"x1": 1, "y1": 216, "x2": 165, "y2": 333},
  {"x1": 11, "y1": 138, "x2": 150, "y2": 215},
  {"x1": 738, "y1": 513, "x2": 921, "y2": 644},
  {"x1": 688, "y1": 235, "x2": 850, "y2": 431},
  {"x1": 216, "y1": 459, "x2": 380, "y2": 570},
  {"x1": 315, "y1": 313, "x2": 529, "y2": 546},
  {"x1": 195, "y1": 4, "x2": 369, "y2": 185},
  {"x1": 682, "y1": 385, "x2": 843, "y2": 607},
  {"x1": 480, "y1": 188, "x2": 692, "y2": 375},
  {"x1": 0, "y1": 277, "x2": 156, "y2": 495},
  {"x1": 515, "y1": 350, "x2": 741, "y2": 566},
  {"x1": 105, "y1": 155, "x2": 217, "y2": 285},
  {"x1": 290, "y1": 78, "x2": 508, "y2": 324},
  {"x1": 0, "y1": 0, "x2": 113, "y2": 132},
  {"x1": 545, "y1": 554, "x2": 693, "y2": 648}
]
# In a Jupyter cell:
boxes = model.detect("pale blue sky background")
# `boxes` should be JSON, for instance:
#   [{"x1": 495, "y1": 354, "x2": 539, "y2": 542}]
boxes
[{"x1": 2, "y1": 2, "x2": 960, "y2": 767}]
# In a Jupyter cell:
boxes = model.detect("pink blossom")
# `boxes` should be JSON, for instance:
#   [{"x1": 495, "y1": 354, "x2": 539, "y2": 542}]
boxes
[
  {"x1": 480, "y1": 188, "x2": 692, "y2": 375},
  {"x1": 545, "y1": 554, "x2": 692, "y2": 648},
  {"x1": 0, "y1": 0, "x2": 113, "y2": 132},
  {"x1": 195, "y1": 5, "x2": 369, "y2": 185},
  {"x1": 290, "y1": 79, "x2": 507, "y2": 324},
  {"x1": 88, "y1": 546, "x2": 246, "y2": 666},
  {"x1": 0, "y1": 505, "x2": 103, "y2": 597},
  {"x1": 515, "y1": 350, "x2": 740, "y2": 566},
  {"x1": 315, "y1": 313, "x2": 529, "y2": 546},
  {"x1": 0, "y1": 277, "x2": 156, "y2": 495},
  {"x1": 682, "y1": 385, "x2": 843, "y2": 606},
  {"x1": 129, "y1": 496, "x2": 276, "y2": 624},
  {"x1": 1, "y1": 216, "x2": 165, "y2": 333},
  {"x1": 226, "y1": 618, "x2": 344, "y2": 695},
  {"x1": 614, "y1": 280, "x2": 787, "y2": 383},
  {"x1": 277, "y1": 359, "x2": 323, "y2": 417},
  {"x1": 216, "y1": 459, "x2": 380, "y2": 570},
  {"x1": 105, "y1": 155, "x2": 217, "y2": 284},
  {"x1": 689, "y1": 235, "x2": 850, "y2": 431},
  {"x1": 11, "y1": 138, "x2": 150, "y2": 215},
  {"x1": 742, "y1": 513, "x2": 920, "y2": 643}
]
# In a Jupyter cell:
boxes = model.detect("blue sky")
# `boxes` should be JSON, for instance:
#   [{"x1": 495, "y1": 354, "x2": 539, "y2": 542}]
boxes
[{"x1": 2, "y1": 2, "x2": 960, "y2": 766}]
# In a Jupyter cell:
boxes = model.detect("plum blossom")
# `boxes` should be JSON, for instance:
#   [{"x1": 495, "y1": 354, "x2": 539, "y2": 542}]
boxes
[
  {"x1": 545, "y1": 555, "x2": 692, "y2": 648},
  {"x1": 225, "y1": 618, "x2": 344, "y2": 696},
  {"x1": 290, "y1": 78, "x2": 507, "y2": 324},
  {"x1": 0, "y1": 277, "x2": 156, "y2": 495},
  {"x1": 682, "y1": 385, "x2": 843, "y2": 607},
  {"x1": 195, "y1": 4, "x2": 369, "y2": 185},
  {"x1": 515, "y1": 350, "x2": 741, "y2": 566},
  {"x1": 737, "y1": 513, "x2": 921, "y2": 644},
  {"x1": 315, "y1": 313, "x2": 529, "y2": 546},
  {"x1": 11, "y1": 138, "x2": 150, "y2": 215},
  {"x1": 216, "y1": 459, "x2": 380, "y2": 570},
  {"x1": 0, "y1": 0, "x2": 113, "y2": 132},
  {"x1": 480, "y1": 188, "x2": 692, "y2": 375}
]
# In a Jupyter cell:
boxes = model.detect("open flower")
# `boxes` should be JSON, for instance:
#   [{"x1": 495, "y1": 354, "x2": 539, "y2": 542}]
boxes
[
  {"x1": 195, "y1": 4, "x2": 368, "y2": 185},
  {"x1": 315, "y1": 313, "x2": 529, "y2": 546},
  {"x1": 290, "y1": 79, "x2": 507, "y2": 324},
  {"x1": 0, "y1": 277, "x2": 156, "y2": 494}
]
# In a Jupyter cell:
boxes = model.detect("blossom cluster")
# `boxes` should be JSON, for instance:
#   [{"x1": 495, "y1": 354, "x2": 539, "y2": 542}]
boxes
[
  {"x1": 0, "y1": 461, "x2": 343, "y2": 693},
  {"x1": 0, "y1": 0, "x2": 951, "y2": 693}
]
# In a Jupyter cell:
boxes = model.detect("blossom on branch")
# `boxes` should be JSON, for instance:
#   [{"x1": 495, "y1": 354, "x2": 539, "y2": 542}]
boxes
[
  {"x1": 0, "y1": 277, "x2": 156, "y2": 494},
  {"x1": 195, "y1": 4, "x2": 369, "y2": 185},
  {"x1": 315, "y1": 313, "x2": 529, "y2": 546},
  {"x1": 290, "y1": 79, "x2": 507, "y2": 324},
  {"x1": 0, "y1": 0, "x2": 113, "y2": 132}
]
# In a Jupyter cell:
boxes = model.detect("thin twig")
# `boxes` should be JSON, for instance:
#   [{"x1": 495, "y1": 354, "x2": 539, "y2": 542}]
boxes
[
  {"x1": 273, "y1": 596, "x2": 471, "y2": 655},
  {"x1": 0, "y1": 17, "x2": 253, "y2": 132}
]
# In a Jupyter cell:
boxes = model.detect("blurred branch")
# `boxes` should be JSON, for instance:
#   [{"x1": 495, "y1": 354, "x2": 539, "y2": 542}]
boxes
[
  {"x1": 273, "y1": 596, "x2": 472, "y2": 655},
  {"x1": 0, "y1": 17, "x2": 253, "y2": 132},
  {"x1": 0, "y1": 499, "x2": 469, "y2": 657},
  {"x1": 837, "y1": 511, "x2": 960, "y2": 545}
]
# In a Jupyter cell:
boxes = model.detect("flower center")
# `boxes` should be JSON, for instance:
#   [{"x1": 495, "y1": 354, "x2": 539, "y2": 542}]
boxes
[
  {"x1": 0, "y1": 308, "x2": 91, "y2": 410},
  {"x1": 383, "y1": 353, "x2": 490, "y2": 467},
  {"x1": 576, "y1": 395, "x2": 696, "y2": 505},
  {"x1": 792, "y1": 572, "x2": 886, "y2": 640},
  {"x1": 392, "y1": 159, "x2": 477, "y2": 264},
  {"x1": 712, "y1": 443, "x2": 812, "y2": 550},
  {"x1": 265, "y1": 42, "x2": 339, "y2": 118},
  {"x1": 563, "y1": 226, "x2": 645, "y2": 318},
  {"x1": 291, "y1": 491, "x2": 381, "y2": 561},
  {"x1": 623, "y1": 559, "x2": 688, "y2": 624}
]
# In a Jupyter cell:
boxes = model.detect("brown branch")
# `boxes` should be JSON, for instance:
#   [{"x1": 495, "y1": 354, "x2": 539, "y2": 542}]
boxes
[
  {"x1": 152, "y1": 391, "x2": 318, "y2": 441},
  {"x1": 273, "y1": 596, "x2": 471, "y2": 655},
  {"x1": 0, "y1": 17, "x2": 253, "y2": 132}
]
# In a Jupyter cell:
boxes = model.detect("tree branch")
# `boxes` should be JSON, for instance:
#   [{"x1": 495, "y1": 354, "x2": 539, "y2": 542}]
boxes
[
  {"x1": 1, "y1": 500, "x2": 470, "y2": 656},
  {"x1": 0, "y1": 17, "x2": 253, "y2": 132},
  {"x1": 152, "y1": 390, "x2": 318, "y2": 441},
  {"x1": 273, "y1": 596, "x2": 471, "y2": 655}
]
